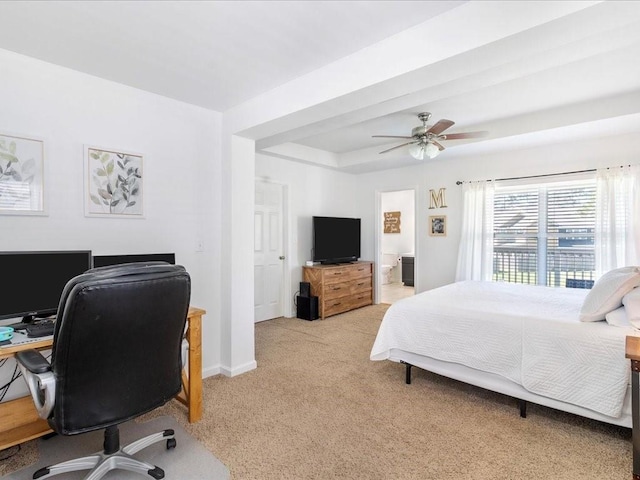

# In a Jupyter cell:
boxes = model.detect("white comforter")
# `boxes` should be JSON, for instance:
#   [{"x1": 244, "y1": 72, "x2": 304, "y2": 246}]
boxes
[{"x1": 370, "y1": 281, "x2": 634, "y2": 418}]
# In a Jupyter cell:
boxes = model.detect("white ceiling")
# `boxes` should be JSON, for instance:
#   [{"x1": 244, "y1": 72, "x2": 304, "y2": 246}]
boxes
[
  {"x1": 0, "y1": 1, "x2": 639, "y2": 174},
  {"x1": 0, "y1": 1, "x2": 462, "y2": 111}
]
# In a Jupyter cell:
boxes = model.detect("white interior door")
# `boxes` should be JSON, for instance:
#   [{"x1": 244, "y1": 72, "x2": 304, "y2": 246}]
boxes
[{"x1": 254, "y1": 180, "x2": 285, "y2": 322}]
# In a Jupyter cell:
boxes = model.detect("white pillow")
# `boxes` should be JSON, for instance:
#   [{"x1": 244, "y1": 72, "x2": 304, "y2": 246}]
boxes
[
  {"x1": 605, "y1": 306, "x2": 631, "y2": 327},
  {"x1": 623, "y1": 287, "x2": 640, "y2": 328},
  {"x1": 579, "y1": 266, "x2": 640, "y2": 322}
]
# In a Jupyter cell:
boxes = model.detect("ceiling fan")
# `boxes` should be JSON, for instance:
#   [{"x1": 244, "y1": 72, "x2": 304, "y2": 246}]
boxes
[{"x1": 372, "y1": 112, "x2": 488, "y2": 159}]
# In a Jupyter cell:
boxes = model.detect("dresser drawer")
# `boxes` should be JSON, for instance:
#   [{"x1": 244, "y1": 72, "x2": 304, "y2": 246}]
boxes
[
  {"x1": 349, "y1": 293, "x2": 372, "y2": 310},
  {"x1": 350, "y1": 278, "x2": 371, "y2": 296},
  {"x1": 321, "y1": 263, "x2": 371, "y2": 283},
  {"x1": 322, "y1": 268, "x2": 353, "y2": 285},
  {"x1": 347, "y1": 264, "x2": 372, "y2": 280},
  {"x1": 323, "y1": 298, "x2": 352, "y2": 317},
  {"x1": 323, "y1": 291, "x2": 371, "y2": 317},
  {"x1": 323, "y1": 280, "x2": 353, "y2": 300}
]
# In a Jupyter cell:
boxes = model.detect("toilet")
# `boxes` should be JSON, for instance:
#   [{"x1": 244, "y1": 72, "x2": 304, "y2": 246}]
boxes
[{"x1": 380, "y1": 253, "x2": 400, "y2": 285}]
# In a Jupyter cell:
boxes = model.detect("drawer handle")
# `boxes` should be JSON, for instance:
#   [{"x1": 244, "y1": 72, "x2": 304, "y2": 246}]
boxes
[
  {"x1": 332, "y1": 302, "x2": 341, "y2": 306},
  {"x1": 357, "y1": 282, "x2": 365, "y2": 286},
  {"x1": 332, "y1": 286, "x2": 342, "y2": 290}
]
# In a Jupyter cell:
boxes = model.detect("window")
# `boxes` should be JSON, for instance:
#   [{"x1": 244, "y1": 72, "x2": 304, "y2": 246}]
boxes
[{"x1": 492, "y1": 178, "x2": 596, "y2": 288}]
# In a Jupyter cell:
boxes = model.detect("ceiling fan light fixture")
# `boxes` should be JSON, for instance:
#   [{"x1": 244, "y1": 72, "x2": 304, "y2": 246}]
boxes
[
  {"x1": 409, "y1": 141, "x2": 440, "y2": 160},
  {"x1": 375, "y1": 112, "x2": 486, "y2": 159}
]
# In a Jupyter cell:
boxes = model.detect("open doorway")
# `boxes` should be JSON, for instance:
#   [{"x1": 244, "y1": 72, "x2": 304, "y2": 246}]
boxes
[{"x1": 379, "y1": 189, "x2": 415, "y2": 304}]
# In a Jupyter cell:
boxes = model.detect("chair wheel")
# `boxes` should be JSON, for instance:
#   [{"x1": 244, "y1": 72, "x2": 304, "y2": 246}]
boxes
[
  {"x1": 148, "y1": 466, "x2": 165, "y2": 479},
  {"x1": 166, "y1": 438, "x2": 177, "y2": 449}
]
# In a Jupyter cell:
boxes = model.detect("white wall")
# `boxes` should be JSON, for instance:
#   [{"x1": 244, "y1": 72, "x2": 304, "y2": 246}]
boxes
[
  {"x1": 356, "y1": 131, "x2": 640, "y2": 292},
  {"x1": 219, "y1": 134, "x2": 256, "y2": 376},
  {"x1": 0, "y1": 49, "x2": 223, "y2": 396},
  {"x1": 255, "y1": 152, "x2": 360, "y2": 316}
]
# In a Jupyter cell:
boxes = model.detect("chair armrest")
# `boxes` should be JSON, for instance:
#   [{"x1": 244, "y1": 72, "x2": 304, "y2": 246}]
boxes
[
  {"x1": 15, "y1": 349, "x2": 51, "y2": 374},
  {"x1": 181, "y1": 338, "x2": 188, "y2": 368},
  {"x1": 15, "y1": 349, "x2": 55, "y2": 419}
]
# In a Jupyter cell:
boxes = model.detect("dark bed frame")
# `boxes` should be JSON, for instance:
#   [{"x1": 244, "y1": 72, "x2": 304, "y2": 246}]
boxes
[{"x1": 401, "y1": 360, "x2": 529, "y2": 419}]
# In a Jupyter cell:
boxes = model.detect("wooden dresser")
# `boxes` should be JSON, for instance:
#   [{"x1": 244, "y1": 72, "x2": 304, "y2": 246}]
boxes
[{"x1": 303, "y1": 261, "x2": 373, "y2": 319}]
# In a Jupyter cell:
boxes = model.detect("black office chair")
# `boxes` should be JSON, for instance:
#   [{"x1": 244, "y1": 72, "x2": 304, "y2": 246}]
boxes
[{"x1": 16, "y1": 262, "x2": 191, "y2": 480}]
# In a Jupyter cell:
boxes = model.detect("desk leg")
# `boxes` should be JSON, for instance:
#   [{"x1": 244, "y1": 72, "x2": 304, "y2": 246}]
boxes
[
  {"x1": 186, "y1": 313, "x2": 203, "y2": 423},
  {"x1": 633, "y1": 360, "x2": 640, "y2": 479}
]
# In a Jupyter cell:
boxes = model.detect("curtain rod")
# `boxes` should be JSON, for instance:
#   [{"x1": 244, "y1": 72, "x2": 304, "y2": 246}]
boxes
[{"x1": 456, "y1": 167, "x2": 618, "y2": 186}]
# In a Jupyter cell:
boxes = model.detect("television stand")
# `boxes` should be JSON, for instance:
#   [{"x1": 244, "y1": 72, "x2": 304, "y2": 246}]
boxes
[{"x1": 303, "y1": 261, "x2": 373, "y2": 319}]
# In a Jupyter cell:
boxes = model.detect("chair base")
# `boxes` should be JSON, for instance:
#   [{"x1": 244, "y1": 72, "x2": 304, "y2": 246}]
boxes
[{"x1": 33, "y1": 428, "x2": 176, "y2": 480}]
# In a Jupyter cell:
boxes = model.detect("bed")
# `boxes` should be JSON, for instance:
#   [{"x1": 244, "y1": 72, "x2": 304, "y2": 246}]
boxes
[{"x1": 370, "y1": 280, "x2": 639, "y2": 427}]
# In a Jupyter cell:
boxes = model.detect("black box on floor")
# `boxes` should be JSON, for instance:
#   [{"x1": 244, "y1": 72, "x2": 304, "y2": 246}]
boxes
[
  {"x1": 296, "y1": 295, "x2": 319, "y2": 321},
  {"x1": 299, "y1": 281, "x2": 311, "y2": 297}
]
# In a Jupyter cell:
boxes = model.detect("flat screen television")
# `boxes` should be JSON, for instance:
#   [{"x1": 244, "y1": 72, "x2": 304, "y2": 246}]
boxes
[
  {"x1": 0, "y1": 250, "x2": 93, "y2": 322},
  {"x1": 312, "y1": 216, "x2": 361, "y2": 264},
  {"x1": 93, "y1": 252, "x2": 175, "y2": 268}
]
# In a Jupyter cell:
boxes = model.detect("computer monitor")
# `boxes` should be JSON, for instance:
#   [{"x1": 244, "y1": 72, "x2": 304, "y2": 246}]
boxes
[
  {"x1": 0, "y1": 250, "x2": 93, "y2": 322},
  {"x1": 92, "y1": 253, "x2": 176, "y2": 268}
]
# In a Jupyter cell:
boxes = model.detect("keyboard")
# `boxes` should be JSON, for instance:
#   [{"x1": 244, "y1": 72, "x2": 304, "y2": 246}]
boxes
[
  {"x1": 26, "y1": 322, "x2": 55, "y2": 338},
  {"x1": 6, "y1": 321, "x2": 31, "y2": 330},
  {"x1": 7, "y1": 316, "x2": 56, "y2": 331}
]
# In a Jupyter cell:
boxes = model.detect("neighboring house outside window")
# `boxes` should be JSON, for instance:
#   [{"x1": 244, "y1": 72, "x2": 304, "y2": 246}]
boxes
[{"x1": 492, "y1": 178, "x2": 596, "y2": 288}]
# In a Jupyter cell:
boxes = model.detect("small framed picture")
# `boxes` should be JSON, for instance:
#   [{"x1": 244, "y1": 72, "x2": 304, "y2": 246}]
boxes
[
  {"x1": 383, "y1": 211, "x2": 401, "y2": 234},
  {"x1": 429, "y1": 215, "x2": 446, "y2": 237}
]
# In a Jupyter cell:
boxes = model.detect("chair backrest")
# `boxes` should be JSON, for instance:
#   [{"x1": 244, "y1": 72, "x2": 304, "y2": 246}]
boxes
[{"x1": 49, "y1": 262, "x2": 191, "y2": 435}]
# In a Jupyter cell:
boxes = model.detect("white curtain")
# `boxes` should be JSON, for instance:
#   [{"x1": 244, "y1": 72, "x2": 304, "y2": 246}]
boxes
[
  {"x1": 595, "y1": 165, "x2": 640, "y2": 276},
  {"x1": 455, "y1": 180, "x2": 495, "y2": 281}
]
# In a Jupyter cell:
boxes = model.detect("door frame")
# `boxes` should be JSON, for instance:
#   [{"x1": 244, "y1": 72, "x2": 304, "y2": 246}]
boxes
[
  {"x1": 374, "y1": 187, "x2": 418, "y2": 303},
  {"x1": 254, "y1": 177, "x2": 291, "y2": 321}
]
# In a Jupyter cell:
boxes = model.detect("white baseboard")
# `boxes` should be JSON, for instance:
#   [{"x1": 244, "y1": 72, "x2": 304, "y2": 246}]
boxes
[
  {"x1": 202, "y1": 365, "x2": 221, "y2": 379},
  {"x1": 201, "y1": 360, "x2": 257, "y2": 379},
  {"x1": 219, "y1": 360, "x2": 257, "y2": 377}
]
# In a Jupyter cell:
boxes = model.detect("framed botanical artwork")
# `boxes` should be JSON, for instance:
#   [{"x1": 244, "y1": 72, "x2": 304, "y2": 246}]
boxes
[
  {"x1": 0, "y1": 132, "x2": 46, "y2": 215},
  {"x1": 85, "y1": 145, "x2": 143, "y2": 218},
  {"x1": 429, "y1": 215, "x2": 446, "y2": 237}
]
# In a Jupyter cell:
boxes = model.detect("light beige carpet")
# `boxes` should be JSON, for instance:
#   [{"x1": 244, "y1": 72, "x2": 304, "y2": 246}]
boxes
[{"x1": 1, "y1": 304, "x2": 633, "y2": 479}]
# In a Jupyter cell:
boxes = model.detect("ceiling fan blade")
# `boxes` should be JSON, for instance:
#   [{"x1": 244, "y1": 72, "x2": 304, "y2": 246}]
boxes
[
  {"x1": 427, "y1": 119, "x2": 454, "y2": 135},
  {"x1": 432, "y1": 141, "x2": 445, "y2": 151},
  {"x1": 372, "y1": 135, "x2": 413, "y2": 139},
  {"x1": 378, "y1": 141, "x2": 418, "y2": 154},
  {"x1": 443, "y1": 131, "x2": 488, "y2": 140}
]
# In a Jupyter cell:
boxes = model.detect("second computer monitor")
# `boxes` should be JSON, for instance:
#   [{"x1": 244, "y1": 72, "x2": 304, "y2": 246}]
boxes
[{"x1": 92, "y1": 253, "x2": 176, "y2": 268}]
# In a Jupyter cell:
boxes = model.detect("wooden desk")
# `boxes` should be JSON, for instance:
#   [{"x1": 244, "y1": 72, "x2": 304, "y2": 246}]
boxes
[
  {"x1": 0, "y1": 306, "x2": 205, "y2": 451},
  {"x1": 625, "y1": 336, "x2": 640, "y2": 480}
]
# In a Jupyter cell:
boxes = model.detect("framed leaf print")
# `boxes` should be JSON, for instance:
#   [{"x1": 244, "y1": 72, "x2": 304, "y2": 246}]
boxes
[
  {"x1": 85, "y1": 145, "x2": 143, "y2": 218},
  {"x1": 0, "y1": 132, "x2": 46, "y2": 215}
]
